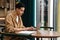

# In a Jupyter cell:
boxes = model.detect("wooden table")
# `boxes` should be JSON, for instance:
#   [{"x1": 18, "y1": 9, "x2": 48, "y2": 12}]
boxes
[
  {"x1": 32, "y1": 30, "x2": 60, "y2": 40},
  {"x1": 0, "y1": 30, "x2": 60, "y2": 40}
]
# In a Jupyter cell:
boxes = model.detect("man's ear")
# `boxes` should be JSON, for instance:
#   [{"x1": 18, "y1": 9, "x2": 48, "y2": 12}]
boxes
[{"x1": 16, "y1": 8, "x2": 18, "y2": 10}]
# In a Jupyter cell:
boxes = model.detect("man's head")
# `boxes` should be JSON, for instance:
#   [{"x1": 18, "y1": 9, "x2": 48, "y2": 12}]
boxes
[{"x1": 15, "y1": 2, "x2": 25, "y2": 16}]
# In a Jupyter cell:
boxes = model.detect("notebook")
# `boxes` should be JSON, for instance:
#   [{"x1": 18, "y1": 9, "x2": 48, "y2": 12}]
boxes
[{"x1": 17, "y1": 31, "x2": 36, "y2": 35}]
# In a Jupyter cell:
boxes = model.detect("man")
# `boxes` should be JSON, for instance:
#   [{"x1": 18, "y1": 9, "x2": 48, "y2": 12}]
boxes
[{"x1": 4, "y1": 2, "x2": 35, "y2": 40}]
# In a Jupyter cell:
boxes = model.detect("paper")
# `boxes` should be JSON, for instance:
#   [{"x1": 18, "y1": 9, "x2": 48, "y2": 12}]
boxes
[{"x1": 17, "y1": 31, "x2": 36, "y2": 35}]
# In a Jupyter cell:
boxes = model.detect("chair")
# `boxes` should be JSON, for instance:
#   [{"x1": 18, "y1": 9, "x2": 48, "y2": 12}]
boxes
[{"x1": 40, "y1": 27, "x2": 54, "y2": 31}]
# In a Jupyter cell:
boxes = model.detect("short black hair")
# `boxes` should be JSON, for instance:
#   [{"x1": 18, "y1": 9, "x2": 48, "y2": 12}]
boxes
[{"x1": 15, "y1": 2, "x2": 25, "y2": 9}]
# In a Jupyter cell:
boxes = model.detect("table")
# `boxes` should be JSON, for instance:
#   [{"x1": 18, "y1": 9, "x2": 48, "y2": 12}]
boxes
[
  {"x1": 0, "y1": 30, "x2": 60, "y2": 40},
  {"x1": 40, "y1": 27, "x2": 54, "y2": 31},
  {"x1": 32, "y1": 30, "x2": 60, "y2": 40}
]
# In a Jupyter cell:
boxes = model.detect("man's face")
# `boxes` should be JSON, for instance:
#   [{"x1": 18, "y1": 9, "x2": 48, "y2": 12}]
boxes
[{"x1": 17, "y1": 7, "x2": 25, "y2": 16}]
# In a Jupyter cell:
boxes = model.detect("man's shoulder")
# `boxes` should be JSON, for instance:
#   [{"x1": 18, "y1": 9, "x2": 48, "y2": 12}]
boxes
[
  {"x1": 6, "y1": 13, "x2": 12, "y2": 17},
  {"x1": 7, "y1": 10, "x2": 15, "y2": 17}
]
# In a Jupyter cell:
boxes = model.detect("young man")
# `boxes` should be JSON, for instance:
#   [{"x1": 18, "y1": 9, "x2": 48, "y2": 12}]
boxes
[{"x1": 4, "y1": 2, "x2": 35, "y2": 40}]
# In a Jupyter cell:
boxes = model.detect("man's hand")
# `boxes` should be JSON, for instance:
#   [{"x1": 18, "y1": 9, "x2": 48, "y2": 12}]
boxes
[{"x1": 26, "y1": 26, "x2": 36, "y2": 31}]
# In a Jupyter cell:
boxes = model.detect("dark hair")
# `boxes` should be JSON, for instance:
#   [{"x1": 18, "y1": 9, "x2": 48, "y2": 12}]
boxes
[{"x1": 15, "y1": 2, "x2": 25, "y2": 9}]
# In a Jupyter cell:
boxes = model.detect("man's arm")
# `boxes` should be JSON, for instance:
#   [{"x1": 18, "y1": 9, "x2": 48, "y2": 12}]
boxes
[{"x1": 6, "y1": 15, "x2": 15, "y2": 33}]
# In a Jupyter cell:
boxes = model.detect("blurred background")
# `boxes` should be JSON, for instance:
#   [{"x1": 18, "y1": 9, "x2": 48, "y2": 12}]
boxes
[{"x1": 0, "y1": 0, "x2": 60, "y2": 40}]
